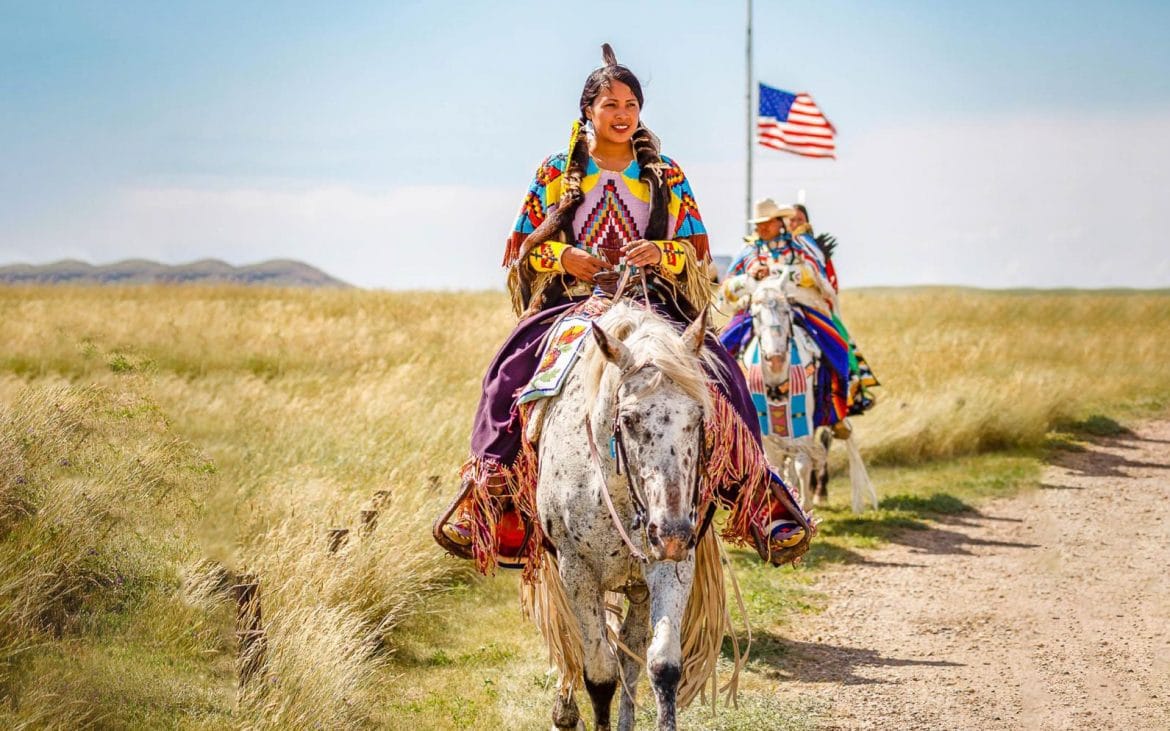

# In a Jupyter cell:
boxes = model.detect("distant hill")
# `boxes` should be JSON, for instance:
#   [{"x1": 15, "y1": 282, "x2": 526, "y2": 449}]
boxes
[{"x1": 0, "y1": 259, "x2": 350, "y2": 287}]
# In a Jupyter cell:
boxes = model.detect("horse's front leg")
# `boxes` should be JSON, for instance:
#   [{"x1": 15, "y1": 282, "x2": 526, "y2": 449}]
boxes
[
  {"x1": 617, "y1": 587, "x2": 651, "y2": 731},
  {"x1": 559, "y1": 554, "x2": 618, "y2": 731},
  {"x1": 644, "y1": 558, "x2": 695, "y2": 731}
]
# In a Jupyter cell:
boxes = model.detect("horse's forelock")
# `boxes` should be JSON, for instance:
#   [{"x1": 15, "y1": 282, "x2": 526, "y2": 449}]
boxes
[
  {"x1": 583, "y1": 303, "x2": 714, "y2": 414},
  {"x1": 752, "y1": 277, "x2": 788, "y2": 307}
]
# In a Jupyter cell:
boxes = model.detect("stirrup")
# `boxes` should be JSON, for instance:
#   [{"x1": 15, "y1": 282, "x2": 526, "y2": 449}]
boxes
[
  {"x1": 749, "y1": 521, "x2": 806, "y2": 565},
  {"x1": 432, "y1": 479, "x2": 476, "y2": 560},
  {"x1": 832, "y1": 420, "x2": 853, "y2": 440},
  {"x1": 431, "y1": 481, "x2": 535, "y2": 569},
  {"x1": 748, "y1": 480, "x2": 813, "y2": 566}
]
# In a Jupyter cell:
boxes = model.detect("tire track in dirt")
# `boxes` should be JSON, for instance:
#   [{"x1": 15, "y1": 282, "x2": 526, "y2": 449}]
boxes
[{"x1": 778, "y1": 421, "x2": 1170, "y2": 730}]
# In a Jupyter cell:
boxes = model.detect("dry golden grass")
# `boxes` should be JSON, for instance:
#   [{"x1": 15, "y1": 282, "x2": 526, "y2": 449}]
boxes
[
  {"x1": 841, "y1": 287, "x2": 1170, "y2": 463},
  {"x1": 0, "y1": 284, "x2": 1166, "y2": 727}
]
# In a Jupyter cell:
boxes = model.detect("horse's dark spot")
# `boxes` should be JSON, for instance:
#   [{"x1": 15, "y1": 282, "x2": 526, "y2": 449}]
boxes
[
  {"x1": 610, "y1": 548, "x2": 620, "y2": 557},
  {"x1": 670, "y1": 445, "x2": 676, "y2": 456},
  {"x1": 544, "y1": 517, "x2": 554, "y2": 535}
]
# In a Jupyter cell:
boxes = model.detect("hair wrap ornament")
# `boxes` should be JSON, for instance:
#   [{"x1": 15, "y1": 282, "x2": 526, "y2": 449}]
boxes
[{"x1": 566, "y1": 118, "x2": 582, "y2": 164}]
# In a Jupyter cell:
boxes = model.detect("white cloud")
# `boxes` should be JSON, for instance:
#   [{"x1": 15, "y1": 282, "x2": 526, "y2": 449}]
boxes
[{"x1": 4, "y1": 111, "x2": 1168, "y2": 290}]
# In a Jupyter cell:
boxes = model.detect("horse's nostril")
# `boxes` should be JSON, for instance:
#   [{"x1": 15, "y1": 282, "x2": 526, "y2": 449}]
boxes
[{"x1": 647, "y1": 522, "x2": 661, "y2": 545}]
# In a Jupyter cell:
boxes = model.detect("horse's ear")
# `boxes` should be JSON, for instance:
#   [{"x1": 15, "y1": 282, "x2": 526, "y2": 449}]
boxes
[
  {"x1": 681, "y1": 309, "x2": 708, "y2": 355},
  {"x1": 592, "y1": 322, "x2": 634, "y2": 371}
]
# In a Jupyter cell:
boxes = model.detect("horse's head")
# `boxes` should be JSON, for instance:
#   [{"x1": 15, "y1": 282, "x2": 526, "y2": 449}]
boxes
[
  {"x1": 750, "y1": 275, "x2": 793, "y2": 386},
  {"x1": 591, "y1": 308, "x2": 711, "y2": 562}
]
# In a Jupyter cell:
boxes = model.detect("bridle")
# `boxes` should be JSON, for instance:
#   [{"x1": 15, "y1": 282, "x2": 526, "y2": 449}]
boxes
[{"x1": 584, "y1": 361, "x2": 709, "y2": 564}]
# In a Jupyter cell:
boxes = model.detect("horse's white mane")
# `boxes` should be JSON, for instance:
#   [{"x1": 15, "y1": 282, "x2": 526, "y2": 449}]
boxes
[{"x1": 583, "y1": 302, "x2": 715, "y2": 414}]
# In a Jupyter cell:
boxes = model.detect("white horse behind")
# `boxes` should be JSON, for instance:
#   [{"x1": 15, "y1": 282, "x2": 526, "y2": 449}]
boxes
[
  {"x1": 726, "y1": 265, "x2": 877, "y2": 512},
  {"x1": 523, "y1": 301, "x2": 739, "y2": 731},
  {"x1": 748, "y1": 275, "x2": 832, "y2": 507}
]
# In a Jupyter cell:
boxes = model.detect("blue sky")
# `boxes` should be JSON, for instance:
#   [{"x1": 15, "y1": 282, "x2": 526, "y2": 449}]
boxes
[{"x1": 3, "y1": 1, "x2": 1169, "y2": 288}]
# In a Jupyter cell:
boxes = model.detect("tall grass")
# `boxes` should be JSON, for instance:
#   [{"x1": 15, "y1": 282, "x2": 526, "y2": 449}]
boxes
[
  {"x1": 0, "y1": 383, "x2": 229, "y2": 728},
  {"x1": 0, "y1": 285, "x2": 1167, "y2": 726}
]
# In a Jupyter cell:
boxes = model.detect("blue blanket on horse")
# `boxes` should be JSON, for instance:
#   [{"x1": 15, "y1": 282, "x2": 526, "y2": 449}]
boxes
[
  {"x1": 719, "y1": 310, "x2": 754, "y2": 358},
  {"x1": 791, "y1": 306, "x2": 850, "y2": 382}
]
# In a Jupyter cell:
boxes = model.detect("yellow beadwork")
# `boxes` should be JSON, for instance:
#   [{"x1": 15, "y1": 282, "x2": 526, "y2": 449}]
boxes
[
  {"x1": 653, "y1": 240, "x2": 687, "y2": 274},
  {"x1": 529, "y1": 242, "x2": 569, "y2": 273}
]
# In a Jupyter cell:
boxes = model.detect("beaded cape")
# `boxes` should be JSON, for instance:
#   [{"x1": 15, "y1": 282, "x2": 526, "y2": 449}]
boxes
[{"x1": 503, "y1": 151, "x2": 710, "y2": 267}]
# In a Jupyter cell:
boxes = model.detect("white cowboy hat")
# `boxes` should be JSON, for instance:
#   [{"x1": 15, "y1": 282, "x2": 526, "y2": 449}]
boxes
[{"x1": 748, "y1": 197, "x2": 796, "y2": 224}]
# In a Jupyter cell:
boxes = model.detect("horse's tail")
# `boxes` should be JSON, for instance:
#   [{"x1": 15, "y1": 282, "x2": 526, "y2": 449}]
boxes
[
  {"x1": 520, "y1": 556, "x2": 585, "y2": 696},
  {"x1": 845, "y1": 421, "x2": 879, "y2": 513},
  {"x1": 678, "y1": 528, "x2": 749, "y2": 709}
]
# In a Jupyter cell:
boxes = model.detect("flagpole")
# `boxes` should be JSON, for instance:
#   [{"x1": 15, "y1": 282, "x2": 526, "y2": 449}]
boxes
[{"x1": 745, "y1": 0, "x2": 753, "y2": 233}]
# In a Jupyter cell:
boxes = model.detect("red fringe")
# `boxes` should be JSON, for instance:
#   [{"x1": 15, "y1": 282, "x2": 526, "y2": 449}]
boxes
[
  {"x1": 456, "y1": 402, "x2": 547, "y2": 583},
  {"x1": 702, "y1": 386, "x2": 813, "y2": 556}
]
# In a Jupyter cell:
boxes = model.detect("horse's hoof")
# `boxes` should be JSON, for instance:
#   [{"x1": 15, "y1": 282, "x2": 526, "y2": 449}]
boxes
[{"x1": 551, "y1": 692, "x2": 580, "y2": 729}]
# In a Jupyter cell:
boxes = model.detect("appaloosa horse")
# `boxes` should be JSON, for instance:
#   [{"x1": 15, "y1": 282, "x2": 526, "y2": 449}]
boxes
[{"x1": 528, "y1": 301, "x2": 724, "y2": 731}]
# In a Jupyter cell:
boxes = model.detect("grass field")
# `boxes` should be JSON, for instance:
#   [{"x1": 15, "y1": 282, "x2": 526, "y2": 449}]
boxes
[{"x1": 1, "y1": 285, "x2": 1167, "y2": 728}]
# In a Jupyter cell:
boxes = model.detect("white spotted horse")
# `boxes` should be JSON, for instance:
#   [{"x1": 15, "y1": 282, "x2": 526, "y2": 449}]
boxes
[{"x1": 523, "y1": 300, "x2": 741, "y2": 731}]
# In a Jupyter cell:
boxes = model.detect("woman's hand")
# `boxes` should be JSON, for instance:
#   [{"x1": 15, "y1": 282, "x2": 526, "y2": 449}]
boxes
[
  {"x1": 621, "y1": 239, "x2": 662, "y2": 268},
  {"x1": 561, "y1": 247, "x2": 612, "y2": 282}
]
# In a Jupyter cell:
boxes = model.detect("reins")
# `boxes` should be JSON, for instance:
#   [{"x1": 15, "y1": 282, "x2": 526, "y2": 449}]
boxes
[{"x1": 585, "y1": 408, "x2": 649, "y2": 564}]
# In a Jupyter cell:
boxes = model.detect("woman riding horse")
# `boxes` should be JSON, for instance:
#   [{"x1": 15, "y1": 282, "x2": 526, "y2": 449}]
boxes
[
  {"x1": 434, "y1": 45, "x2": 811, "y2": 574},
  {"x1": 720, "y1": 198, "x2": 879, "y2": 436}
]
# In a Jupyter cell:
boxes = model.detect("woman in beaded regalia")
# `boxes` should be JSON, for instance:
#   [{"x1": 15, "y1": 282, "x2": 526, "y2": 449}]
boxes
[{"x1": 433, "y1": 44, "x2": 813, "y2": 573}]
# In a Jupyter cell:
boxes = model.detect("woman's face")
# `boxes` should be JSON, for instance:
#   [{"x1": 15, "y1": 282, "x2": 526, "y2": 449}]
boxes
[{"x1": 586, "y1": 80, "x2": 640, "y2": 146}]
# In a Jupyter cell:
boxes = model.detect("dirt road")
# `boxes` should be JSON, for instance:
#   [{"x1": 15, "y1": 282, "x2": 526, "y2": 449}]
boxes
[{"x1": 781, "y1": 421, "x2": 1170, "y2": 730}]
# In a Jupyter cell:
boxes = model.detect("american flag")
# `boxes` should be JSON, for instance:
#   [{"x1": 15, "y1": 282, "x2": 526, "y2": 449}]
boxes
[{"x1": 757, "y1": 83, "x2": 837, "y2": 159}]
